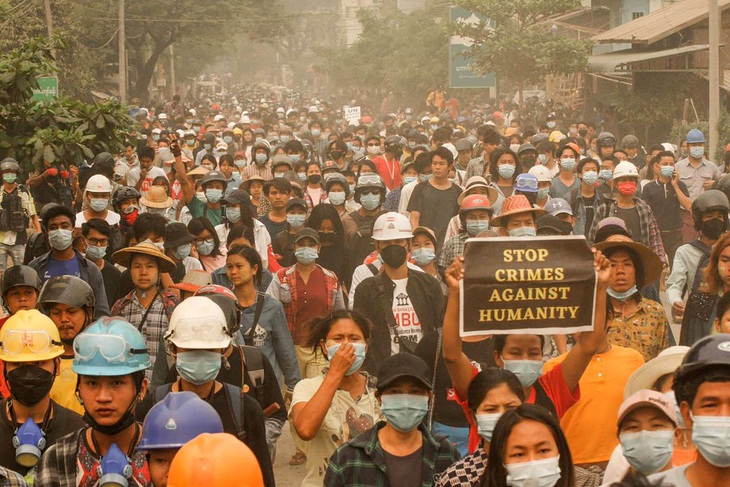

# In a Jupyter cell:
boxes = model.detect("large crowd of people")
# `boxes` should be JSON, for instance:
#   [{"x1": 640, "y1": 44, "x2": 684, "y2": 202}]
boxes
[{"x1": 0, "y1": 86, "x2": 727, "y2": 486}]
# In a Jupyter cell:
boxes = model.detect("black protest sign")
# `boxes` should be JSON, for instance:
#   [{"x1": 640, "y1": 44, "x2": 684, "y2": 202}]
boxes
[{"x1": 459, "y1": 236, "x2": 596, "y2": 336}]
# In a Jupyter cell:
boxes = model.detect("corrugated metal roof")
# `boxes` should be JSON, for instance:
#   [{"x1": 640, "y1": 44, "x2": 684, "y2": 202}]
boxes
[
  {"x1": 587, "y1": 44, "x2": 709, "y2": 72},
  {"x1": 593, "y1": 0, "x2": 730, "y2": 45}
]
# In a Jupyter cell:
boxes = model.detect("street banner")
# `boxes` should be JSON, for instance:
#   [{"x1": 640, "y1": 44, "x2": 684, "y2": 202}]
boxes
[
  {"x1": 344, "y1": 106, "x2": 361, "y2": 124},
  {"x1": 449, "y1": 7, "x2": 496, "y2": 89},
  {"x1": 460, "y1": 236, "x2": 596, "y2": 336}
]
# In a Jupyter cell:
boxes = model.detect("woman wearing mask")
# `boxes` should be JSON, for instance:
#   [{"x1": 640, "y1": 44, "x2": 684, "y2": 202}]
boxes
[
  {"x1": 218, "y1": 154, "x2": 241, "y2": 191},
  {"x1": 440, "y1": 194, "x2": 493, "y2": 270},
  {"x1": 482, "y1": 404, "x2": 575, "y2": 487},
  {"x1": 410, "y1": 226, "x2": 447, "y2": 294},
  {"x1": 290, "y1": 310, "x2": 381, "y2": 487},
  {"x1": 242, "y1": 175, "x2": 271, "y2": 217},
  {"x1": 188, "y1": 216, "x2": 226, "y2": 272},
  {"x1": 444, "y1": 177, "x2": 497, "y2": 241},
  {"x1": 487, "y1": 148, "x2": 521, "y2": 216},
  {"x1": 273, "y1": 197, "x2": 308, "y2": 267},
  {"x1": 437, "y1": 369, "x2": 525, "y2": 485},
  {"x1": 323, "y1": 173, "x2": 351, "y2": 217},
  {"x1": 303, "y1": 162, "x2": 327, "y2": 212},
  {"x1": 305, "y1": 203, "x2": 350, "y2": 288},
  {"x1": 551, "y1": 144, "x2": 581, "y2": 199},
  {"x1": 214, "y1": 189, "x2": 271, "y2": 269},
  {"x1": 199, "y1": 153, "x2": 218, "y2": 172}
]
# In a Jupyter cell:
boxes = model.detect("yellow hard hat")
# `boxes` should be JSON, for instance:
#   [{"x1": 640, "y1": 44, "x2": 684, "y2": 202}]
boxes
[{"x1": 0, "y1": 310, "x2": 64, "y2": 362}]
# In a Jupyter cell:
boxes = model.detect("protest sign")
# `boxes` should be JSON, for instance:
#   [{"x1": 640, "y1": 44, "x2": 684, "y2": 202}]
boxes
[
  {"x1": 344, "y1": 106, "x2": 361, "y2": 124},
  {"x1": 459, "y1": 236, "x2": 596, "y2": 336}
]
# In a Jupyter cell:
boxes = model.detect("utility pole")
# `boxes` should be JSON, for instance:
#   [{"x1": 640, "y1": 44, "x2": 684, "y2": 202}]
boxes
[
  {"x1": 709, "y1": 0, "x2": 720, "y2": 160},
  {"x1": 169, "y1": 44, "x2": 176, "y2": 97},
  {"x1": 43, "y1": 0, "x2": 53, "y2": 37},
  {"x1": 118, "y1": 0, "x2": 127, "y2": 102}
]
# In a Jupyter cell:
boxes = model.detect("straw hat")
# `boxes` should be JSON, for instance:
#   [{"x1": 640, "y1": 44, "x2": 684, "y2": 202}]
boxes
[
  {"x1": 457, "y1": 176, "x2": 499, "y2": 205},
  {"x1": 140, "y1": 186, "x2": 173, "y2": 209},
  {"x1": 594, "y1": 234, "x2": 663, "y2": 285},
  {"x1": 112, "y1": 241, "x2": 176, "y2": 273},
  {"x1": 186, "y1": 166, "x2": 210, "y2": 177},
  {"x1": 242, "y1": 175, "x2": 265, "y2": 193},
  {"x1": 489, "y1": 194, "x2": 546, "y2": 228},
  {"x1": 623, "y1": 346, "x2": 690, "y2": 399},
  {"x1": 170, "y1": 269, "x2": 213, "y2": 294}
]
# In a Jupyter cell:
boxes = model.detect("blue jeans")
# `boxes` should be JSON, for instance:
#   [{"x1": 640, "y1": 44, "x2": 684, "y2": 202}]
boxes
[{"x1": 432, "y1": 421, "x2": 470, "y2": 457}]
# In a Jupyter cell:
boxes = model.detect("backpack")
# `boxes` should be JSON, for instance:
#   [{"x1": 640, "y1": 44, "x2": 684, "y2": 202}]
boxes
[{"x1": 238, "y1": 344, "x2": 266, "y2": 407}]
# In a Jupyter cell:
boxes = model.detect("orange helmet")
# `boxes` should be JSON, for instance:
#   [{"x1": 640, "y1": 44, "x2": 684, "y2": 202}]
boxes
[{"x1": 167, "y1": 433, "x2": 263, "y2": 487}]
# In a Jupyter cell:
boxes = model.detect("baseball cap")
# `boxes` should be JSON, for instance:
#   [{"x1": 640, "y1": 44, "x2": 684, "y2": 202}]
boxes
[
  {"x1": 294, "y1": 228, "x2": 320, "y2": 245},
  {"x1": 617, "y1": 390, "x2": 677, "y2": 428},
  {"x1": 544, "y1": 198, "x2": 573, "y2": 216},
  {"x1": 376, "y1": 353, "x2": 432, "y2": 392}
]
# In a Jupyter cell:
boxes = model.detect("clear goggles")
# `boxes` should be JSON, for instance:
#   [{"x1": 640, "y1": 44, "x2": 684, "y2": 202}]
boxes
[
  {"x1": 73, "y1": 334, "x2": 147, "y2": 363},
  {"x1": 0, "y1": 329, "x2": 61, "y2": 356}
]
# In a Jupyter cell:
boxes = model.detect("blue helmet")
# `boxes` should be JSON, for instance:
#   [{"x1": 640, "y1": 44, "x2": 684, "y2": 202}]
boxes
[
  {"x1": 137, "y1": 392, "x2": 223, "y2": 451},
  {"x1": 514, "y1": 173, "x2": 539, "y2": 193},
  {"x1": 686, "y1": 128, "x2": 706, "y2": 144},
  {"x1": 72, "y1": 317, "x2": 151, "y2": 376}
]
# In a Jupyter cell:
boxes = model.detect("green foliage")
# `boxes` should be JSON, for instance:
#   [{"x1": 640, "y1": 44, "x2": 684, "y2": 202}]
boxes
[
  {"x1": 452, "y1": 0, "x2": 592, "y2": 96},
  {"x1": 0, "y1": 37, "x2": 136, "y2": 172}
]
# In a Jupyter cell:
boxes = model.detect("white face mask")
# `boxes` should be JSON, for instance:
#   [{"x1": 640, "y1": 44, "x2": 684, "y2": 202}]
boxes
[{"x1": 505, "y1": 456, "x2": 561, "y2": 487}]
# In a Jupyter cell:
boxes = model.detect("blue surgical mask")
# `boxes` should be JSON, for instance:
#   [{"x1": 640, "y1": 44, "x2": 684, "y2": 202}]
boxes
[
  {"x1": 537, "y1": 188, "x2": 550, "y2": 200},
  {"x1": 360, "y1": 193, "x2": 381, "y2": 211},
  {"x1": 48, "y1": 229, "x2": 73, "y2": 251},
  {"x1": 287, "y1": 214, "x2": 306, "y2": 228},
  {"x1": 85, "y1": 245, "x2": 107, "y2": 260},
  {"x1": 418, "y1": 173, "x2": 433, "y2": 182},
  {"x1": 664, "y1": 390, "x2": 685, "y2": 428},
  {"x1": 508, "y1": 226, "x2": 536, "y2": 238},
  {"x1": 607, "y1": 285, "x2": 638, "y2": 302},
  {"x1": 328, "y1": 191, "x2": 346, "y2": 206},
  {"x1": 599, "y1": 169, "x2": 613, "y2": 181},
  {"x1": 3, "y1": 174, "x2": 17, "y2": 184},
  {"x1": 234, "y1": 159, "x2": 246, "y2": 169},
  {"x1": 505, "y1": 456, "x2": 561, "y2": 487},
  {"x1": 196, "y1": 238, "x2": 215, "y2": 256},
  {"x1": 280, "y1": 135, "x2": 291, "y2": 144},
  {"x1": 255, "y1": 154, "x2": 268, "y2": 165},
  {"x1": 619, "y1": 430, "x2": 674, "y2": 475},
  {"x1": 223, "y1": 136, "x2": 233, "y2": 144},
  {"x1": 297, "y1": 172, "x2": 307, "y2": 182},
  {"x1": 538, "y1": 154, "x2": 548, "y2": 165},
  {"x1": 175, "y1": 350, "x2": 222, "y2": 385},
  {"x1": 660, "y1": 166, "x2": 675, "y2": 179},
  {"x1": 560, "y1": 158, "x2": 576, "y2": 172},
  {"x1": 403, "y1": 176, "x2": 417, "y2": 185},
  {"x1": 502, "y1": 358, "x2": 543, "y2": 387},
  {"x1": 274, "y1": 172, "x2": 286, "y2": 179},
  {"x1": 89, "y1": 198, "x2": 108, "y2": 213},
  {"x1": 311, "y1": 129, "x2": 321, "y2": 137},
  {"x1": 411, "y1": 248, "x2": 436, "y2": 266},
  {"x1": 691, "y1": 413, "x2": 730, "y2": 467},
  {"x1": 225, "y1": 207, "x2": 241, "y2": 223},
  {"x1": 582, "y1": 171, "x2": 598, "y2": 186},
  {"x1": 290, "y1": 154, "x2": 301, "y2": 164},
  {"x1": 498, "y1": 164, "x2": 516, "y2": 180},
  {"x1": 173, "y1": 243, "x2": 192, "y2": 260},
  {"x1": 196, "y1": 191, "x2": 206, "y2": 202},
  {"x1": 380, "y1": 394, "x2": 429, "y2": 433},
  {"x1": 690, "y1": 146, "x2": 705, "y2": 159},
  {"x1": 205, "y1": 189, "x2": 223, "y2": 203},
  {"x1": 476, "y1": 412, "x2": 502, "y2": 442},
  {"x1": 326, "y1": 342, "x2": 366, "y2": 375},
  {"x1": 295, "y1": 246, "x2": 318, "y2": 265},
  {"x1": 467, "y1": 220, "x2": 490, "y2": 236},
  {"x1": 547, "y1": 121, "x2": 556, "y2": 129}
]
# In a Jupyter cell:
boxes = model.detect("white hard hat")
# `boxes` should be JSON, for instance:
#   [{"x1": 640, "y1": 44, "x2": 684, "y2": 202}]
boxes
[
  {"x1": 240, "y1": 115, "x2": 251, "y2": 124},
  {"x1": 372, "y1": 212, "x2": 414, "y2": 241},
  {"x1": 213, "y1": 114, "x2": 224, "y2": 122},
  {"x1": 165, "y1": 297, "x2": 231, "y2": 349},
  {"x1": 308, "y1": 105, "x2": 319, "y2": 114},
  {"x1": 613, "y1": 160, "x2": 640, "y2": 179},
  {"x1": 227, "y1": 122, "x2": 236, "y2": 130},
  {"x1": 441, "y1": 142, "x2": 458, "y2": 160},
  {"x1": 175, "y1": 129, "x2": 185, "y2": 139},
  {"x1": 528, "y1": 165, "x2": 552, "y2": 182},
  {"x1": 188, "y1": 108, "x2": 197, "y2": 117},
  {"x1": 158, "y1": 113, "x2": 167, "y2": 120},
  {"x1": 85, "y1": 174, "x2": 112, "y2": 193}
]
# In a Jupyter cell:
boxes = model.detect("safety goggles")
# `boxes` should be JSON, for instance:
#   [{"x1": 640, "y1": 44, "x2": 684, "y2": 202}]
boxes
[
  {"x1": 0, "y1": 330, "x2": 61, "y2": 356},
  {"x1": 73, "y1": 334, "x2": 147, "y2": 363},
  {"x1": 357, "y1": 174, "x2": 382, "y2": 186}
]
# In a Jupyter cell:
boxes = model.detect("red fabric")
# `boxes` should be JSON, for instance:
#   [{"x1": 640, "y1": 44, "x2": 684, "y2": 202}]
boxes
[
  {"x1": 373, "y1": 156, "x2": 402, "y2": 191},
  {"x1": 267, "y1": 244, "x2": 282, "y2": 273},
  {"x1": 293, "y1": 267, "x2": 328, "y2": 345},
  {"x1": 0, "y1": 316, "x2": 8, "y2": 399}
]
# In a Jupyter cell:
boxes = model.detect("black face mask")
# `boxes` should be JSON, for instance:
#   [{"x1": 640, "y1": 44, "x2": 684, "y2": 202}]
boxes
[
  {"x1": 308, "y1": 174, "x2": 322, "y2": 185},
  {"x1": 83, "y1": 410, "x2": 136, "y2": 437},
  {"x1": 521, "y1": 155, "x2": 537, "y2": 169},
  {"x1": 380, "y1": 244, "x2": 407, "y2": 268},
  {"x1": 7, "y1": 366, "x2": 54, "y2": 406},
  {"x1": 578, "y1": 129, "x2": 588, "y2": 137},
  {"x1": 318, "y1": 231, "x2": 337, "y2": 244},
  {"x1": 329, "y1": 151, "x2": 343, "y2": 160},
  {"x1": 701, "y1": 218, "x2": 726, "y2": 240}
]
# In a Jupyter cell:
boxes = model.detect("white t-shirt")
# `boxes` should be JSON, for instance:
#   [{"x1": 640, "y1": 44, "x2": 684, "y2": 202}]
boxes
[
  {"x1": 74, "y1": 210, "x2": 121, "y2": 228},
  {"x1": 397, "y1": 180, "x2": 419, "y2": 215},
  {"x1": 390, "y1": 277, "x2": 422, "y2": 354},
  {"x1": 127, "y1": 166, "x2": 167, "y2": 196},
  {"x1": 306, "y1": 186, "x2": 323, "y2": 207}
]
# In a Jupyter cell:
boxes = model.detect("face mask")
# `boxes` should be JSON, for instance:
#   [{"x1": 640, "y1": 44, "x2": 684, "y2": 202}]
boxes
[
  {"x1": 193, "y1": 126, "x2": 201, "y2": 134},
  {"x1": 3, "y1": 174, "x2": 17, "y2": 184},
  {"x1": 476, "y1": 412, "x2": 502, "y2": 442},
  {"x1": 402, "y1": 176, "x2": 417, "y2": 185},
  {"x1": 408, "y1": 142, "x2": 417, "y2": 149},
  {"x1": 176, "y1": 350, "x2": 222, "y2": 385},
  {"x1": 505, "y1": 456, "x2": 561, "y2": 487},
  {"x1": 537, "y1": 188, "x2": 550, "y2": 200},
  {"x1": 186, "y1": 139, "x2": 196, "y2": 147},
  {"x1": 380, "y1": 394, "x2": 429, "y2": 433},
  {"x1": 204, "y1": 143, "x2": 212, "y2": 151},
  {"x1": 85, "y1": 244, "x2": 107, "y2": 261},
  {"x1": 152, "y1": 135, "x2": 160, "y2": 142},
  {"x1": 226, "y1": 207, "x2": 241, "y2": 223},
  {"x1": 522, "y1": 155, "x2": 536, "y2": 169},
  {"x1": 560, "y1": 158, "x2": 576, "y2": 172},
  {"x1": 508, "y1": 226, "x2": 537, "y2": 238},
  {"x1": 582, "y1": 171, "x2": 598, "y2": 186},
  {"x1": 326, "y1": 342, "x2": 366, "y2": 375},
  {"x1": 223, "y1": 136, "x2": 233, "y2": 144},
  {"x1": 330, "y1": 151, "x2": 343, "y2": 160},
  {"x1": 13, "y1": 418, "x2": 45, "y2": 467},
  {"x1": 431, "y1": 124, "x2": 439, "y2": 131},
  {"x1": 538, "y1": 154, "x2": 548, "y2": 165},
  {"x1": 196, "y1": 191, "x2": 206, "y2": 202},
  {"x1": 308, "y1": 174, "x2": 322, "y2": 185},
  {"x1": 311, "y1": 129, "x2": 321, "y2": 137},
  {"x1": 617, "y1": 181, "x2": 637, "y2": 196},
  {"x1": 660, "y1": 166, "x2": 675, "y2": 179},
  {"x1": 196, "y1": 238, "x2": 215, "y2": 256},
  {"x1": 664, "y1": 390, "x2": 685, "y2": 428},
  {"x1": 48, "y1": 229, "x2": 73, "y2": 251},
  {"x1": 367, "y1": 145, "x2": 383, "y2": 156},
  {"x1": 467, "y1": 220, "x2": 490, "y2": 236},
  {"x1": 360, "y1": 193, "x2": 381, "y2": 211},
  {"x1": 607, "y1": 285, "x2": 638, "y2": 301},
  {"x1": 579, "y1": 129, "x2": 588, "y2": 137},
  {"x1": 510, "y1": 144, "x2": 521, "y2": 153},
  {"x1": 290, "y1": 154, "x2": 301, "y2": 164},
  {"x1": 295, "y1": 246, "x2": 318, "y2": 265},
  {"x1": 7, "y1": 366, "x2": 54, "y2": 406},
  {"x1": 599, "y1": 169, "x2": 613, "y2": 181},
  {"x1": 328, "y1": 191, "x2": 346, "y2": 206},
  {"x1": 380, "y1": 244, "x2": 407, "y2": 268},
  {"x1": 411, "y1": 248, "x2": 436, "y2": 266},
  {"x1": 89, "y1": 198, "x2": 108, "y2": 213},
  {"x1": 502, "y1": 359, "x2": 543, "y2": 387},
  {"x1": 419, "y1": 173, "x2": 434, "y2": 182},
  {"x1": 280, "y1": 135, "x2": 291, "y2": 144},
  {"x1": 498, "y1": 164, "x2": 516, "y2": 180},
  {"x1": 619, "y1": 430, "x2": 674, "y2": 474},
  {"x1": 547, "y1": 121, "x2": 556, "y2": 129},
  {"x1": 205, "y1": 189, "x2": 223, "y2": 203},
  {"x1": 173, "y1": 243, "x2": 192, "y2": 260},
  {"x1": 255, "y1": 154, "x2": 268, "y2": 165},
  {"x1": 234, "y1": 159, "x2": 246, "y2": 168},
  {"x1": 701, "y1": 218, "x2": 726, "y2": 240},
  {"x1": 690, "y1": 146, "x2": 705, "y2": 159},
  {"x1": 349, "y1": 184, "x2": 356, "y2": 194},
  {"x1": 287, "y1": 214, "x2": 306, "y2": 228},
  {"x1": 691, "y1": 413, "x2": 730, "y2": 467}
]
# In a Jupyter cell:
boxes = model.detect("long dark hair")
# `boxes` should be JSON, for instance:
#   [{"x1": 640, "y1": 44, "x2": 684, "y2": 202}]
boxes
[
  {"x1": 467, "y1": 368, "x2": 525, "y2": 413},
  {"x1": 307, "y1": 309, "x2": 372, "y2": 355},
  {"x1": 489, "y1": 148, "x2": 522, "y2": 184},
  {"x1": 306, "y1": 204, "x2": 345, "y2": 247},
  {"x1": 483, "y1": 404, "x2": 574, "y2": 487},
  {"x1": 187, "y1": 217, "x2": 221, "y2": 259}
]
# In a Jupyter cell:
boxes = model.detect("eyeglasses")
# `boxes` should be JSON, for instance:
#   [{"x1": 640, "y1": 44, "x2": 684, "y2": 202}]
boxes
[
  {"x1": 86, "y1": 238, "x2": 108, "y2": 247},
  {"x1": 0, "y1": 330, "x2": 61, "y2": 356},
  {"x1": 367, "y1": 143, "x2": 380, "y2": 147},
  {"x1": 74, "y1": 334, "x2": 146, "y2": 363}
]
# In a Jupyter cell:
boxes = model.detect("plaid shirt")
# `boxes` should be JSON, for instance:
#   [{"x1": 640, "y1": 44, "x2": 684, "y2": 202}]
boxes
[
  {"x1": 0, "y1": 468, "x2": 27, "y2": 487},
  {"x1": 587, "y1": 197, "x2": 668, "y2": 266},
  {"x1": 111, "y1": 290, "x2": 179, "y2": 379},
  {"x1": 241, "y1": 163, "x2": 273, "y2": 181},
  {"x1": 438, "y1": 233, "x2": 468, "y2": 269},
  {"x1": 303, "y1": 187, "x2": 328, "y2": 213},
  {"x1": 324, "y1": 421, "x2": 459, "y2": 487}
]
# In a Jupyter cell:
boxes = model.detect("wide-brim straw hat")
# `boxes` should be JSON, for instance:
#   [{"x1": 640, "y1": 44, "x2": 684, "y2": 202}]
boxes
[
  {"x1": 112, "y1": 241, "x2": 176, "y2": 273},
  {"x1": 594, "y1": 234, "x2": 663, "y2": 285},
  {"x1": 489, "y1": 194, "x2": 546, "y2": 227}
]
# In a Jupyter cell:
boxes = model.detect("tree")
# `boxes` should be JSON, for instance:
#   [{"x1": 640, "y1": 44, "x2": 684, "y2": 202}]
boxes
[{"x1": 452, "y1": 0, "x2": 592, "y2": 102}]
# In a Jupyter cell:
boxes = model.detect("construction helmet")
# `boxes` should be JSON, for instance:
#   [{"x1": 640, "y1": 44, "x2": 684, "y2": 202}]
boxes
[
  {"x1": 691, "y1": 189, "x2": 730, "y2": 231},
  {"x1": 164, "y1": 297, "x2": 232, "y2": 349},
  {"x1": 38, "y1": 275, "x2": 95, "y2": 312},
  {"x1": 460, "y1": 194, "x2": 492, "y2": 213},
  {"x1": 612, "y1": 161, "x2": 639, "y2": 179},
  {"x1": 72, "y1": 317, "x2": 151, "y2": 376},
  {"x1": 0, "y1": 158, "x2": 20, "y2": 173},
  {"x1": 1, "y1": 265, "x2": 41, "y2": 297},
  {"x1": 675, "y1": 334, "x2": 730, "y2": 388},
  {"x1": 372, "y1": 212, "x2": 413, "y2": 241},
  {"x1": 0, "y1": 310, "x2": 64, "y2": 362}
]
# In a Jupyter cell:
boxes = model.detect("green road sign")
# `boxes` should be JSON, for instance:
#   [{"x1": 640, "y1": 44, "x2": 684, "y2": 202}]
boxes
[{"x1": 31, "y1": 77, "x2": 59, "y2": 102}]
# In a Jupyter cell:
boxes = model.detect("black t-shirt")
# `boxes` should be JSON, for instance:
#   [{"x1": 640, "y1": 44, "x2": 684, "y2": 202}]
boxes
[
  {"x1": 272, "y1": 229, "x2": 296, "y2": 267},
  {"x1": 583, "y1": 194, "x2": 596, "y2": 238},
  {"x1": 258, "y1": 215, "x2": 286, "y2": 241},
  {"x1": 640, "y1": 180, "x2": 689, "y2": 231},
  {"x1": 100, "y1": 261, "x2": 124, "y2": 308},
  {"x1": 407, "y1": 182, "x2": 461, "y2": 247},
  {"x1": 384, "y1": 446, "x2": 423, "y2": 487},
  {"x1": 616, "y1": 206, "x2": 642, "y2": 243},
  {"x1": 0, "y1": 399, "x2": 86, "y2": 475}
]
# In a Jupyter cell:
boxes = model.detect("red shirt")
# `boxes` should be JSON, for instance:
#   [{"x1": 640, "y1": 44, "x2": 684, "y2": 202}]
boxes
[
  {"x1": 0, "y1": 316, "x2": 9, "y2": 399},
  {"x1": 373, "y1": 156, "x2": 402, "y2": 191},
  {"x1": 293, "y1": 266, "x2": 328, "y2": 345}
]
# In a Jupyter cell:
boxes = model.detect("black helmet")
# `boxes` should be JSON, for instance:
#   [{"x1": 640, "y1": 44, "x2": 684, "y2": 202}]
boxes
[
  {"x1": 0, "y1": 158, "x2": 20, "y2": 173},
  {"x1": 384, "y1": 135, "x2": 402, "y2": 151},
  {"x1": 675, "y1": 334, "x2": 730, "y2": 384},
  {"x1": 200, "y1": 170, "x2": 227, "y2": 189},
  {"x1": 202, "y1": 132, "x2": 216, "y2": 145},
  {"x1": 713, "y1": 174, "x2": 730, "y2": 204},
  {"x1": 38, "y1": 275, "x2": 95, "y2": 311},
  {"x1": 112, "y1": 186, "x2": 141, "y2": 211},
  {"x1": 692, "y1": 189, "x2": 730, "y2": 230},
  {"x1": 1, "y1": 265, "x2": 41, "y2": 296},
  {"x1": 92, "y1": 152, "x2": 114, "y2": 167},
  {"x1": 38, "y1": 203, "x2": 60, "y2": 229}
]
